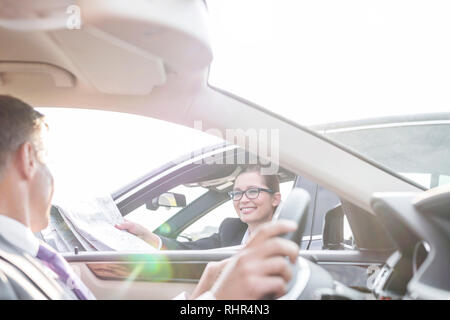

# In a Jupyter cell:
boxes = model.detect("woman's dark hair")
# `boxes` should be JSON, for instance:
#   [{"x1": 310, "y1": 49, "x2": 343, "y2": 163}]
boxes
[{"x1": 237, "y1": 165, "x2": 280, "y2": 193}]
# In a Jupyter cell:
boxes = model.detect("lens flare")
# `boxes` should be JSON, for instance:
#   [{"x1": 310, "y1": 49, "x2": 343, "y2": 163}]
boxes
[
  {"x1": 159, "y1": 223, "x2": 171, "y2": 235},
  {"x1": 114, "y1": 254, "x2": 174, "y2": 298}
]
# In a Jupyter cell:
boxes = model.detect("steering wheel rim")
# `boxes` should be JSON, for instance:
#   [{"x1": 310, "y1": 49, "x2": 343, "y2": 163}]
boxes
[{"x1": 275, "y1": 187, "x2": 311, "y2": 300}]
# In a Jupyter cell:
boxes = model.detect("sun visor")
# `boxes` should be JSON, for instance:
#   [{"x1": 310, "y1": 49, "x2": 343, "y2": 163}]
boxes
[
  {"x1": 78, "y1": 0, "x2": 213, "y2": 73},
  {"x1": 0, "y1": 0, "x2": 212, "y2": 96},
  {"x1": 51, "y1": 26, "x2": 166, "y2": 95}
]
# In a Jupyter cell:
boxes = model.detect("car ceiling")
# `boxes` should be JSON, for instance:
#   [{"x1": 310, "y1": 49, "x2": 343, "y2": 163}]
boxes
[
  {"x1": 0, "y1": 0, "x2": 423, "y2": 213},
  {"x1": 0, "y1": 0, "x2": 211, "y2": 118}
]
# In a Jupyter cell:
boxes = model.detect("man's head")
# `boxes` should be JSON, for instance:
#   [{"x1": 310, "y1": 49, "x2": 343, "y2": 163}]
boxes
[{"x1": 0, "y1": 95, "x2": 53, "y2": 232}]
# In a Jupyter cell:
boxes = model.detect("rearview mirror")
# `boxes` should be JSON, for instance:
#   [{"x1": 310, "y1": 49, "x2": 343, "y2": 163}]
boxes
[{"x1": 146, "y1": 192, "x2": 187, "y2": 211}]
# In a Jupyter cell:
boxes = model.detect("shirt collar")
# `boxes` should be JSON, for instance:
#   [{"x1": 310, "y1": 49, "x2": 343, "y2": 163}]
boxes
[
  {"x1": 0, "y1": 214, "x2": 40, "y2": 257},
  {"x1": 241, "y1": 227, "x2": 250, "y2": 245}
]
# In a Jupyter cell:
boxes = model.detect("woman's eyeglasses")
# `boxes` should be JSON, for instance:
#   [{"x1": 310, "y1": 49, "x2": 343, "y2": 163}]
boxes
[{"x1": 228, "y1": 187, "x2": 274, "y2": 201}]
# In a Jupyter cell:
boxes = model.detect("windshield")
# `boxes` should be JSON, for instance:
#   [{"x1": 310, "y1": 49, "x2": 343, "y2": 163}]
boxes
[{"x1": 207, "y1": 0, "x2": 450, "y2": 188}]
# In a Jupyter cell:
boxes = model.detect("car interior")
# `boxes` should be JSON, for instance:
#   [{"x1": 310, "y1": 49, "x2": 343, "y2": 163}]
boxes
[{"x1": 0, "y1": 0, "x2": 448, "y2": 300}]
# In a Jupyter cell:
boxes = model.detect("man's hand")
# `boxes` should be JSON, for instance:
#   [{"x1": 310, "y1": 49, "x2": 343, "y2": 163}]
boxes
[
  {"x1": 115, "y1": 220, "x2": 161, "y2": 249},
  {"x1": 189, "y1": 259, "x2": 231, "y2": 299},
  {"x1": 211, "y1": 220, "x2": 299, "y2": 300}
]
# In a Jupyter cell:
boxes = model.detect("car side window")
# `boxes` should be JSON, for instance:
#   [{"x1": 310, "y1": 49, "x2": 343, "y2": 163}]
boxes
[
  {"x1": 178, "y1": 200, "x2": 235, "y2": 242},
  {"x1": 178, "y1": 180, "x2": 296, "y2": 242},
  {"x1": 295, "y1": 176, "x2": 356, "y2": 251},
  {"x1": 342, "y1": 215, "x2": 355, "y2": 249}
]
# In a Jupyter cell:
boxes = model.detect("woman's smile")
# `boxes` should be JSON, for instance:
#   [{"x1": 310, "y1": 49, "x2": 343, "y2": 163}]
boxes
[{"x1": 239, "y1": 206, "x2": 257, "y2": 214}]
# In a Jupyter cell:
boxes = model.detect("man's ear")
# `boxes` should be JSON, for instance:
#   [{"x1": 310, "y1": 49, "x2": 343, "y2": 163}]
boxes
[
  {"x1": 16, "y1": 142, "x2": 37, "y2": 180},
  {"x1": 272, "y1": 192, "x2": 281, "y2": 207}
]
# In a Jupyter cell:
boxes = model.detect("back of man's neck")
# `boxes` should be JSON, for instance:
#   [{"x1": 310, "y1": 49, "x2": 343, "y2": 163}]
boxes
[{"x1": 0, "y1": 189, "x2": 31, "y2": 229}]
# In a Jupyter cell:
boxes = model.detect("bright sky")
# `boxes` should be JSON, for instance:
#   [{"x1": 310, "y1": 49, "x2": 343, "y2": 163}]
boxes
[
  {"x1": 38, "y1": 108, "x2": 223, "y2": 202},
  {"x1": 207, "y1": 0, "x2": 450, "y2": 125}
]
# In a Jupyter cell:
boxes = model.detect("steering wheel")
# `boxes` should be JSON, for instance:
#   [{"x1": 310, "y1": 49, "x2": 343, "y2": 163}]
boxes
[
  {"x1": 275, "y1": 188, "x2": 335, "y2": 300},
  {"x1": 277, "y1": 188, "x2": 311, "y2": 245},
  {"x1": 274, "y1": 188, "x2": 310, "y2": 298}
]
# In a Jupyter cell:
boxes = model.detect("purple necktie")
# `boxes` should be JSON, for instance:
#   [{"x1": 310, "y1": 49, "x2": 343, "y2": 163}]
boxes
[{"x1": 37, "y1": 243, "x2": 96, "y2": 300}]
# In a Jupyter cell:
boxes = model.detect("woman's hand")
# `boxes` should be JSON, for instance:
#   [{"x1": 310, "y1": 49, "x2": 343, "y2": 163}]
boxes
[{"x1": 115, "y1": 220, "x2": 161, "y2": 249}]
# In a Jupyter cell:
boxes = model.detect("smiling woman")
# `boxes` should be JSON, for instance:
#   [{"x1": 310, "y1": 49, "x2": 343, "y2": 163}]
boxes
[
  {"x1": 231, "y1": 166, "x2": 281, "y2": 234},
  {"x1": 115, "y1": 164, "x2": 284, "y2": 250}
]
